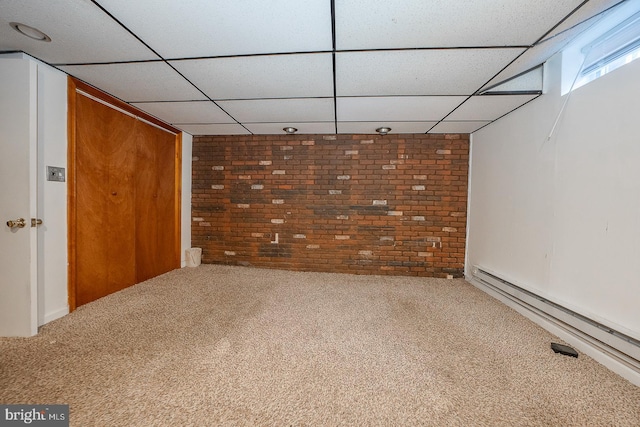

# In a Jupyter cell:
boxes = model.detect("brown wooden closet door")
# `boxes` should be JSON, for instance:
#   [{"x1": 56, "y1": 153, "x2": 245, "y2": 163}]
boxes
[
  {"x1": 75, "y1": 94, "x2": 137, "y2": 306},
  {"x1": 135, "y1": 122, "x2": 177, "y2": 283}
]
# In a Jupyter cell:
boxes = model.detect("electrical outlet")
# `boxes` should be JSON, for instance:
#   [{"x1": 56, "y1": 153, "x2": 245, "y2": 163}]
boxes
[{"x1": 47, "y1": 166, "x2": 65, "y2": 182}]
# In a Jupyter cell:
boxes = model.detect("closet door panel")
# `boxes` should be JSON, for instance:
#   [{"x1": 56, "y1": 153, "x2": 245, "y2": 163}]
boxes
[
  {"x1": 76, "y1": 95, "x2": 109, "y2": 305},
  {"x1": 106, "y1": 115, "x2": 137, "y2": 293},
  {"x1": 75, "y1": 94, "x2": 137, "y2": 305},
  {"x1": 155, "y1": 130, "x2": 178, "y2": 275},
  {"x1": 134, "y1": 123, "x2": 157, "y2": 283},
  {"x1": 135, "y1": 122, "x2": 177, "y2": 283}
]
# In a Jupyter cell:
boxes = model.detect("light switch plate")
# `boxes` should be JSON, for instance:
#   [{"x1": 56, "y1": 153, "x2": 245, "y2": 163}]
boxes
[{"x1": 47, "y1": 166, "x2": 65, "y2": 182}]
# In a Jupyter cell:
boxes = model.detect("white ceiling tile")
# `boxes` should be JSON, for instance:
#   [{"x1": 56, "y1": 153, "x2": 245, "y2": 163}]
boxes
[
  {"x1": 337, "y1": 122, "x2": 437, "y2": 134},
  {"x1": 218, "y1": 99, "x2": 334, "y2": 122},
  {"x1": 447, "y1": 95, "x2": 538, "y2": 121},
  {"x1": 337, "y1": 96, "x2": 466, "y2": 121},
  {"x1": 59, "y1": 62, "x2": 207, "y2": 102},
  {"x1": 481, "y1": 1, "x2": 630, "y2": 90},
  {"x1": 336, "y1": 49, "x2": 524, "y2": 96},
  {"x1": 0, "y1": 0, "x2": 156, "y2": 64},
  {"x1": 130, "y1": 101, "x2": 235, "y2": 124},
  {"x1": 429, "y1": 121, "x2": 490, "y2": 134},
  {"x1": 244, "y1": 122, "x2": 335, "y2": 134},
  {"x1": 175, "y1": 124, "x2": 250, "y2": 136},
  {"x1": 542, "y1": 0, "x2": 624, "y2": 41},
  {"x1": 2, "y1": 0, "x2": 609, "y2": 131},
  {"x1": 171, "y1": 54, "x2": 334, "y2": 100},
  {"x1": 481, "y1": 18, "x2": 601, "y2": 90},
  {"x1": 482, "y1": 67, "x2": 543, "y2": 93},
  {"x1": 335, "y1": 0, "x2": 584, "y2": 50},
  {"x1": 98, "y1": 0, "x2": 332, "y2": 58}
]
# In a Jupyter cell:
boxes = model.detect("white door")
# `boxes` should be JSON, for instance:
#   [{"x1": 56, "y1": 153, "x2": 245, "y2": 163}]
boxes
[{"x1": 0, "y1": 57, "x2": 39, "y2": 336}]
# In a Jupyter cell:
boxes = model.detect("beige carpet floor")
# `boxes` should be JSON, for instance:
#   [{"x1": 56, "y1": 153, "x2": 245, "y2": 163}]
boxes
[{"x1": 1, "y1": 265, "x2": 639, "y2": 426}]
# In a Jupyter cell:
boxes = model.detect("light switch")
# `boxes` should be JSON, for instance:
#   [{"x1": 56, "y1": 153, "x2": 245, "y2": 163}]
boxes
[{"x1": 47, "y1": 166, "x2": 65, "y2": 182}]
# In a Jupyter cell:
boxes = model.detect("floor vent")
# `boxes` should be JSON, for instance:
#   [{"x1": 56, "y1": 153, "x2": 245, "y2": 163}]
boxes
[{"x1": 471, "y1": 266, "x2": 640, "y2": 379}]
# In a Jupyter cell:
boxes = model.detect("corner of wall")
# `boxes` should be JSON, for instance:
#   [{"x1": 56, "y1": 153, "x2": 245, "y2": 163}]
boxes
[
  {"x1": 181, "y1": 132, "x2": 193, "y2": 268},
  {"x1": 463, "y1": 133, "x2": 474, "y2": 278}
]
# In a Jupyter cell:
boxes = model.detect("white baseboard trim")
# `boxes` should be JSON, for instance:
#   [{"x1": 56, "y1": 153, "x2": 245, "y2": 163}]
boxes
[
  {"x1": 467, "y1": 270, "x2": 640, "y2": 388},
  {"x1": 44, "y1": 307, "x2": 69, "y2": 325}
]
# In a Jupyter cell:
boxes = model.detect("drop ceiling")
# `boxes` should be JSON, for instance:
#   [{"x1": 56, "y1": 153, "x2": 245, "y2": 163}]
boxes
[{"x1": 0, "y1": 0, "x2": 627, "y2": 135}]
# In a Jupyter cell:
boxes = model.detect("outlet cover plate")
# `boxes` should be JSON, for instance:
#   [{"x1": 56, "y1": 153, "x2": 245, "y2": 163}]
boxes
[{"x1": 47, "y1": 166, "x2": 65, "y2": 182}]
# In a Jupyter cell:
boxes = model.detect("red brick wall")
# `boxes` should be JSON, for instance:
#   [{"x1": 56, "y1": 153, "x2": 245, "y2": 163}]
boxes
[{"x1": 191, "y1": 133, "x2": 469, "y2": 277}]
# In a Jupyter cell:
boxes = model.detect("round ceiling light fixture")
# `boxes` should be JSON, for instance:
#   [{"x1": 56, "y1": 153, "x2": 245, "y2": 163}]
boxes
[
  {"x1": 283, "y1": 127, "x2": 298, "y2": 135},
  {"x1": 10, "y1": 22, "x2": 51, "y2": 42},
  {"x1": 376, "y1": 127, "x2": 391, "y2": 136}
]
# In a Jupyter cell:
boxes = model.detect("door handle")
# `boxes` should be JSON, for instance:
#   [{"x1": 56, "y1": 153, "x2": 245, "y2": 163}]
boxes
[
  {"x1": 6, "y1": 218, "x2": 26, "y2": 228},
  {"x1": 31, "y1": 218, "x2": 43, "y2": 227}
]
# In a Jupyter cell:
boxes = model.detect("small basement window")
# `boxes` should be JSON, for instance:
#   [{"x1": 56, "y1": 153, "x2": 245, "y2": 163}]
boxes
[{"x1": 562, "y1": 0, "x2": 640, "y2": 94}]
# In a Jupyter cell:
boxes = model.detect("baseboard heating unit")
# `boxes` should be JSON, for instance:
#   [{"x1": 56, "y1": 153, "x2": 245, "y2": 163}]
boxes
[{"x1": 469, "y1": 266, "x2": 640, "y2": 386}]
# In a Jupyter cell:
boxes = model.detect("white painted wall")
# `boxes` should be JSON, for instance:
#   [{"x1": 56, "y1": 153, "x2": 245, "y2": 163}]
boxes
[
  {"x1": 181, "y1": 132, "x2": 193, "y2": 267},
  {"x1": 37, "y1": 61, "x2": 69, "y2": 325},
  {"x1": 467, "y1": 52, "x2": 640, "y2": 339},
  {"x1": 1, "y1": 53, "x2": 69, "y2": 328}
]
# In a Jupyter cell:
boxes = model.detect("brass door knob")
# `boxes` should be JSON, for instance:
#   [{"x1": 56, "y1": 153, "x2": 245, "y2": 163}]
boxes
[{"x1": 6, "y1": 218, "x2": 26, "y2": 228}]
